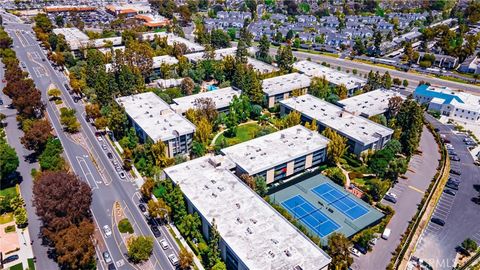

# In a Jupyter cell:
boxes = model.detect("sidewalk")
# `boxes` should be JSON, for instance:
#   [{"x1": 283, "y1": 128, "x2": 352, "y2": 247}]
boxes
[{"x1": 169, "y1": 225, "x2": 205, "y2": 270}]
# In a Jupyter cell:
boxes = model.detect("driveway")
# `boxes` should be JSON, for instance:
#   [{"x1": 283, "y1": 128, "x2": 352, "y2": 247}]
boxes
[
  {"x1": 352, "y1": 126, "x2": 440, "y2": 270},
  {"x1": 413, "y1": 115, "x2": 480, "y2": 269}
]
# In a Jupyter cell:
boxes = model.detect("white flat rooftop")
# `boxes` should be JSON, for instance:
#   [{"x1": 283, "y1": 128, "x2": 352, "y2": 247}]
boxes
[
  {"x1": 153, "y1": 55, "x2": 179, "y2": 68},
  {"x1": 164, "y1": 155, "x2": 331, "y2": 270},
  {"x1": 171, "y1": 87, "x2": 240, "y2": 114},
  {"x1": 52, "y1": 28, "x2": 89, "y2": 50},
  {"x1": 98, "y1": 46, "x2": 125, "y2": 55},
  {"x1": 115, "y1": 92, "x2": 195, "y2": 142},
  {"x1": 221, "y1": 125, "x2": 329, "y2": 175},
  {"x1": 141, "y1": 32, "x2": 204, "y2": 52},
  {"x1": 293, "y1": 60, "x2": 366, "y2": 90},
  {"x1": 262, "y1": 73, "x2": 311, "y2": 96},
  {"x1": 280, "y1": 95, "x2": 393, "y2": 145},
  {"x1": 337, "y1": 89, "x2": 405, "y2": 117}
]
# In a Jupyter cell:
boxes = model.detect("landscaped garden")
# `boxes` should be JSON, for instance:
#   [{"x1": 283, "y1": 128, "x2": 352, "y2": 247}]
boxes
[{"x1": 213, "y1": 122, "x2": 277, "y2": 147}]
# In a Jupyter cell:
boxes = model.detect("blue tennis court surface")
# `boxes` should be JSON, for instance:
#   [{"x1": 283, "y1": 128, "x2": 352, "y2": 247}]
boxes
[
  {"x1": 311, "y1": 183, "x2": 369, "y2": 220},
  {"x1": 282, "y1": 195, "x2": 340, "y2": 237}
]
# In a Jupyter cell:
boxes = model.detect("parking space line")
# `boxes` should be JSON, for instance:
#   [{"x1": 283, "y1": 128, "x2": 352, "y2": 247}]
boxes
[{"x1": 408, "y1": 185, "x2": 424, "y2": 194}]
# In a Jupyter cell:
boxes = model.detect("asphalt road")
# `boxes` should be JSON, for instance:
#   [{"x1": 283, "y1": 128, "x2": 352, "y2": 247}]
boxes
[
  {"x1": 351, "y1": 126, "x2": 440, "y2": 270},
  {"x1": 2, "y1": 12, "x2": 179, "y2": 270},
  {"x1": 413, "y1": 115, "x2": 480, "y2": 269},
  {"x1": 268, "y1": 48, "x2": 480, "y2": 95}
]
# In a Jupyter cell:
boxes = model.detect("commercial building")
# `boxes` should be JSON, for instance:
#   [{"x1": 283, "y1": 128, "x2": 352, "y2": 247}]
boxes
[
  {"x1": 135, "y1": 14, "x2": 170, "y2": 28},
  {"x1": 116, "y1": 92, "x2": 196, "y2": 158},
  {"x1": 53, "y1": 28, "x2": 123, "y2": 56},
  {"x1": 105, "y1": 3, "x2": 151, "y2": 17},
  {"x1": 293, "y1": 60, "x2": 366, "y2": 96},
  {"x1": 163, "y1": 155, "x2": 331, "y2": 270},
  {"x1": 105, "y1": 55, "x2": 178, "y2": 74},
  {"x1": 221, "y1": 125, "x2": 329, "y2": 183},
  {"x1": 413, "y1": 84, "x2": 480, "y2": 123},
  {"x1": 141, "y1": 32, "x2": 205, "y2": 53},
  {"x1": 280, "y1": 95, "x2": 393, "y2": 155},
  {"x1": 336, "y1": 89, "x2": 405, "y2": 118},
  {"x1": 171, "y1": 87, "x2": 240, "y2": 114},
  {"x1": 44, "y1": 6, "x2": 96, "y2": 13},
  {"x1": 262, "y1": 73, "x2": 311, "y2": 108}
]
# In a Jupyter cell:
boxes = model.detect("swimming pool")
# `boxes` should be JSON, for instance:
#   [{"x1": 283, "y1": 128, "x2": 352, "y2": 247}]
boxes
[{"x1": 207, "y1": 85, "x2": 218, "y2": 91}]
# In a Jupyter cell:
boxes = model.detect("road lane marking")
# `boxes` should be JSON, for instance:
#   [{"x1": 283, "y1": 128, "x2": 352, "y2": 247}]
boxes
[
  {"x1": 408, "y1": 185, "x2": 424, "y2": 194},
  {"x1": 76, "y1": 156, "x2": 99, "y2": 190}
]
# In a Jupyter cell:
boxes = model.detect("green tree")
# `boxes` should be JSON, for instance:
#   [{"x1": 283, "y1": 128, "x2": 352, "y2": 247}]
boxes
[
  {"x1": 254, "y1": 176, "x2": 268, "y2": 196},
  {"x1": 322, "y1": 128, "x2": 348, "y2": 164},
  {"x1": 148, "y1": 198, "x2": 171, "y2": 220},
  {"x1": 276, "y1": 45, "x2": 294, "y2": 73},
  {"x1": 0, "y1": 141, "x2": 19, "y2": 179},
  {"x1": 194, "y1": 117, "x2": 213, "y2": 145},
  {"x1": 59, "y1": 108, "x2": 80, "y2": 133},
  {"x1": 232, "y1": 65, "x2": 263, "y2": 104},
  {"x1": 335, "y1": 84, "x2": 348, "y2": 100},
  {"x1": 461, "y1": 238, "x2": 478, "y2": 255},
  {"x1": 235, "y1": 39, "x2": 249, "y2": 64},
  {"x1": 257, "y1": 34, "x2": 271, "y2": 62},
  {"x1": 178, "y1": 213, "x2": 202, "y2": 241},
  {"x1": 210, "y1": 29, "x2": 231, "y2": 49},
  {"x1": 402, "y1": 79, "x2": 409, "y2": 88},
  {"x1": 207, "y1": 219, "x2": 221, "y2": 268},
  {"x1": 181, "y1": 77, "x2": 195, "y2": 96},
  {"x1": 382, "y1": 71, "x2": 392, "y2": 89},
  {"x1": 108, "y1": 104, "x2": 129, "y2": 138},
  {"x1": 127, "y1": 236, "x2": 154, "y2": 263},
  {"x1": 39, "y1": 138, "x2": 65, "y2": 171},
  {"x1": 327, "y1": 232, "x2": 353, "y2": 270},
  {"x1": 369, "y1": 178, "x2": 390, "y2": 201},
  {"x1": 14, "y1": 207, "x2": 28, "y2": 227},
  {"x1": 179, "y1": 247, "x2": 194, "y2": 269},
  {"x1": 396, "y1": 98, "x2": 424, "y2": 156},
  {"x1": 309, "y1": 76, "x2": 331, "y2": 99}
]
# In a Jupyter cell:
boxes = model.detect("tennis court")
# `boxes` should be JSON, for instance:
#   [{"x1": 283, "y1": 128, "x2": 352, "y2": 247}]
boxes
[
  {"x1": 311, "y1": 183, "x2": 369, "y2": 220},
  {"x1": 282, "y1": 195, "x2": 340, "y2": 237}
]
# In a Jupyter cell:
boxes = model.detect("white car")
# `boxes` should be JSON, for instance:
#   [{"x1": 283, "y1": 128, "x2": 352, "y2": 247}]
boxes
[
  {"x1": 168, "y1": 254, "x2": 179, "y2": 266},
  {"x1": 369, "y1": 237, "x2": 378, "y2": 246},
  {"x1": 349, "y1": 247, "x2": 361, "y2": 257},
  {"x1": 385, "y1": 192, "x2": 397, "y2": 199},
  {"x1": 103, "y1": 225, "x2": 112, "y2": 237},
  {"x1": 159, "y1": 239, "x2": 169, "y2": 250},
  {"x1": 97, "y1": 136, "x2": 103, "y2": 142}
]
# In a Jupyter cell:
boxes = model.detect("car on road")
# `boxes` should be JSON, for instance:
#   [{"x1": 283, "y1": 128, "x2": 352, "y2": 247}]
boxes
[
  {"x1": 108, "y1": 263, "x2": 116, "y2": 270},
  {"x1": 450, "y1": 168, "x2": 461, "y2": 175},
  {"x1": 103, "y1": 251, "x2": 112, "y2": 264},
  {"x1": 2, "y1": 254, "x2": 19, "y2": 264},
  {"x1": 0, "y1": 99, "x2": 3, "y2": 105},
  {"x1": 118, "y1": 171, "x2": 126, "y2": 179},
  {"x1": 115, "y1": 166, "x2": 121, "y2": 172},
  {"x1": 431, "y1": 217, "x2": 445, "y2": 226},
  {"x1": 168, "y1": 254, "x2": 179, "y2": 266},
  {"x1": 138, "y1": 203, "x2": 147, "y2": 213},
  {"x1": 107, "y1": 152, "x2": 113, "y2": 159},
  {"x1": 450, "y1": 155, "x2": 460, "y2": 161},
  {"x1": 445, "y1": 144, "x2": 454, "y2": 150},
  {"x1": 102, "y1": 144, "x2": 107, "y2": 150},
  {"x1": 151, "y1": 225, "x2": 161, "y2": 237},
  {"x1": 444, "y1": 189, "x2": 456, "y2": 196},
  {"x1": 349, "y1": 247, "x2": 361, "y2": 257},
  {"x1": 97, "y1": 136, "x2": 103, "y2": 142},
  {"x1": 103, "y1": 225, "x2": 112, "y2": 237},
  {"x1": 159, "y1": 239, "x2": 169, "y2": 250},
  {"x1": 112, "y1": 160, "x2": 118, "y2": 166}
]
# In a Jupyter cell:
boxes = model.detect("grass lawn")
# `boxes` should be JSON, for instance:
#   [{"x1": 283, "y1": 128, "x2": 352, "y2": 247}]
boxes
[
  {"x1": 28, "y1": 258, "x2": 36, "y2": 270},
  {"x1": 0, "y1": 186, "x2": 18, "y2": 198},
  {"x1": 0, "y1": 212, "x2": 14, "y2": 224},
  {"x1": 9, "y1": 263, "x2": 23, "y2": 270},
  {"x1": 214, "y1": 123, "x2": 276, "y2": 147}
]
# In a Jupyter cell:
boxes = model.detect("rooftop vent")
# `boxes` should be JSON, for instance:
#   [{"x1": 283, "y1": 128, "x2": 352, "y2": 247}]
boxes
[
  {"x1": 284, "y1": 249, "x2": 291, "y2": 257},
  {"x1": 236, "y1": 203, "x2": 241, "y2": 209},
  {"x1": 246, "y1": 227, "x2": 253, "y2": 234}
]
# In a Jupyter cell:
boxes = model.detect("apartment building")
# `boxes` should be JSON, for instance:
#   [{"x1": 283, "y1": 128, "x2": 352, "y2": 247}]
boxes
[
  {"x1": 163, "y1": 155, "x2": 331, "y2": 270},
  {"x1": 262, "y1": 73, "x2": 312, "y2": 108},
  {"x1": 221, "y1": 125, "x2": 329, "y2": 183},
  {"x1": 337, "y1": 88, "x2": 405, "y2": 118},
  {"x1": 171, "y1": 87, "x2": 240, "y2": 114},
  {"x1": 293, "y1": 60, "x2": 366, "y2": 96},
  {"x1": 280, "y1": 95, "x2": 393, "y2": 155},
  {"x1": 115, "y1": 92, "x2": 196, "y2": 158}
]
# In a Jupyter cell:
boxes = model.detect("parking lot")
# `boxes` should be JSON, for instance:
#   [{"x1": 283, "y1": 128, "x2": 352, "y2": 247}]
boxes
[{"x1": 413, "y1": 115, "x2": 480, "y2": 269}]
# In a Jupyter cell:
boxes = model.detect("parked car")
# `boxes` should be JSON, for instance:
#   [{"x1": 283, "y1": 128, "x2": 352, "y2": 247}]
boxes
[
  {"x1": 138, "y1": 203, "x2": 147, "y2": 212},
  {"x1": 450, "y1": 156, "x2": 460, "y2": 161},
  {"x1": 103, "y1": 251, "x2": 112, "y2": 264},
  {"x1": 2, "y1": 254, "x2": 19, "y2": 264},
  {"x1": 444, "y1": 189, "x2": 456, "y2": 196},
  {"x1": 168, "y1": 254, "x2": 179, "y2": 266},
  {"x1": 108, "y1": 263, "x2": 116, "y2": 270},
  {"x1": 0, "y1": 99, "x2": 3, "y2": 105},
  {"x1": 450, "y1": 168, "x2": 461, "y2": 175},
  {"x1": 97, "y1": 136, "x2": 103, "y2": 142},
  {"x1": 103, "y1": 225, "x2": 112, "y2": 237},
  {"x1": 159, "y1": 239, "x2": 169, "y2": 250},
  {"x1": 349, "y1": 247, "x2": 361, "y2": 257},
  {"x1": 107, "y1": 152, "x2": 113, "y2": 159},
  {"x1": 118, "y1": 171, "x2": 126, "y2": 179},
  {"x1": 151, "y1": 226, "x2": 161, "y2": 237},
  {"x1": 102, "y1": 144, "x2": 107, "y2": 150},
  {"x1": 445, "y1": 182, "x2": 459, "y2": 190},
  {"x1": 431, "y1": 217, "x2": 445, "y2": 226},
  {"x1": 369, "y1": 237, "x2": 378, "y2": 246},
  {"x1": 384, "y1": 195, "x2": 397, "y2": 204},
  {"x1": 448, "y1": 177, "x2": 461, "y2": 184},
  {"x1": 382, "y1": 228, "x2": 391, "y2": 240}
]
